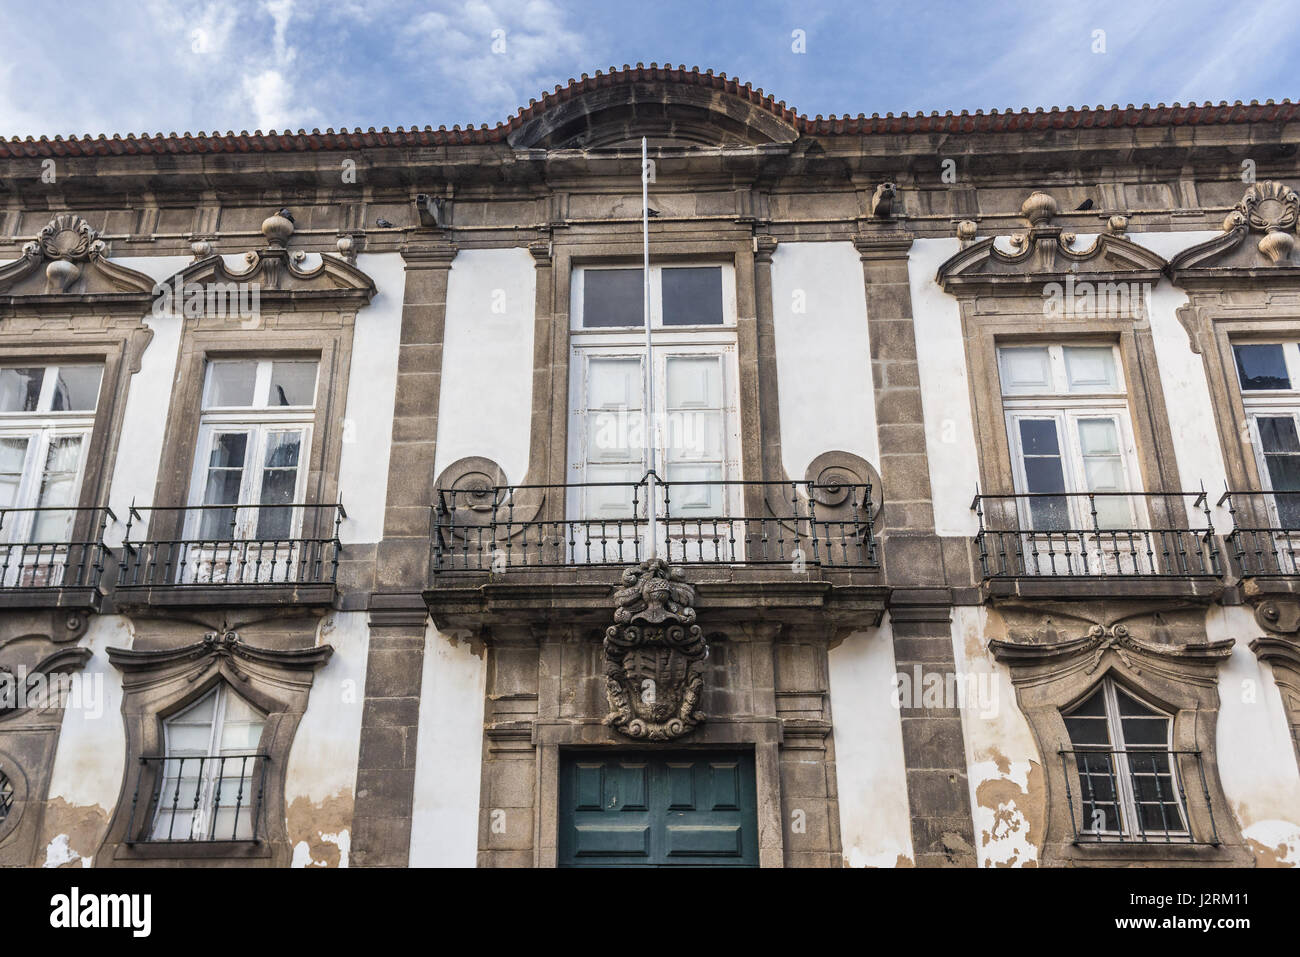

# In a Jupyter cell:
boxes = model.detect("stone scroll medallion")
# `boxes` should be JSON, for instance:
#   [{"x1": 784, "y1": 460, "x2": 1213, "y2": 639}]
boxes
[{"x1": 603, "y1": 559, "x2": 707, "y2": 741}]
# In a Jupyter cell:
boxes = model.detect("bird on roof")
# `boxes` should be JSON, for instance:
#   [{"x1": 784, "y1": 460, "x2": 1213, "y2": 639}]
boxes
[
  {"x1": 376, "y1": 218, "x2": 395, "y2": 228},
  {"x1": 278, "y1": 208, "x2": 295, "y2": 223}
]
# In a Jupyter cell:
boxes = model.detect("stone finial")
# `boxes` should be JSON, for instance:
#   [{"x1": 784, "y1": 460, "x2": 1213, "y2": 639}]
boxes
[
  {"x1": 1231, "y1": 181, "x2": 1299, "y2": 263},
  {"x1": 190, "y1": 239, "x2": 213, "y2": 259},
  {"x1": 870, "y1": 182, "x2": 897, "y2": 218},
  {"x1": 1020, "y1": 191, "x2": 1058, "y2": 226},
  {"x1": 1106, "y1": 214, "x2": 1129, "y2": 236},
  {"x1": 955, "y1": 220, "x2": 978, "y2": 244},
  {"x1": 261, "y1": 209, "x2": 296, "y2": 248},
  {"x1": 44, "y1": 259, "x2": 80, "y2": 294}
]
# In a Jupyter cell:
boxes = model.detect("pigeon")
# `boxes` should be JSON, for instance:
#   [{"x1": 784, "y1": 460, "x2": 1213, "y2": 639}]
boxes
[
  {"x1": 1075, "y1": 199, "x2": 1095, "y2": 211},
  {"x1": 277, "y1": 208, "x2": 295, "y2": 223},
  {"x1": 376, "y1": 218, "x2": 395, "y2": 228}
]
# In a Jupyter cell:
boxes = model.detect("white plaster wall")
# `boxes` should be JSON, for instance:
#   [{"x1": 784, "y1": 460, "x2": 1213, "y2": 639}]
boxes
[
  {"x1": 337, "y1": 252, "x2": 405, "y2": 544},
  {"x1": 407, "y1": 623, "x2": 487, "y2": 867},
  {"x1": 908, "y1": 238, "x2": 980, "y2": 535},
  {"x1": 101, "y1": 256, "x2": 189, "y2": 547},
  {"x1": 432, "y1": 248, "x2": 536, "y2": 484},
  {"x1": 827, "y1": 617, "x2": 915, "y2": 867},
  {"x1": 770, "y1": 241, "x2": 878, "y2": 480},
  {"x1": 951, "y1": 605, "x2": 1043, "y2": 868},
  {"x1": 285, "y1": 611, "x2": 369, "y2": 868},
  {"x1": 45, "y1": 615, "x2": 132, "y2": 867},
  {"x1": 1206, "y1": 605, "x2": 1300, "y2": 866}
]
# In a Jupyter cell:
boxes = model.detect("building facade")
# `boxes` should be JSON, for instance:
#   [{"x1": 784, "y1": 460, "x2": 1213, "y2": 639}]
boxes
[{"x1": 1, "y1": 66, "x2": 1299, "y2": 868}]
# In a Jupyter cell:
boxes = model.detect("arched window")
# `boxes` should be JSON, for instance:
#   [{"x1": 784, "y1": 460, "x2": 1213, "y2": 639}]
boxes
[
  {"x1": 1063, "y1": 678, "x2": 1188, "y2": 841},
  {"x1": 151, "y1": 684, "x2": 266, "y2": 842}
]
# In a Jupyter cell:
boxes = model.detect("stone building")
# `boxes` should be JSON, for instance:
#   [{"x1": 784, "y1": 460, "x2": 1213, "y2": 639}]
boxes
[{"x1": 1, "y1": 65, "x2": 1299, "y2": 868}]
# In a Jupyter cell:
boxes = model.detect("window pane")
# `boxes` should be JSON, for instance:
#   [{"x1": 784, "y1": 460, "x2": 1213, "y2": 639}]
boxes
[
  {"x1": 998, "y1": 347, "x2": 1051, "y2": 395},
  {"x1": 218, "y1": 692, "x2": 265, "y2": 753},
  {"x1": 267, "y1": 361, "x2": 317, "y2": 407},
  {"x1": 0, "y1": 437, "x2": 30, "y2": 510},
  {"x1": 1018, "y1": 419, "x2": 1069, "y2": 530},
  {"x1": 1257, "y1": 417, "x2": 1300, "y2": 525},
  {"x1": 1063, "y1": 347, "x2": 1118, "y2": 393},
  {"x1": 205, "y1": 361, "x2": 258, "y2": 407},
  {"x1": 0, "y1": 368, "x2": 44, "y2": 412},
  {"x1": 661, "y1": 267, "x2": 723, "y2": 326},
  {"x1": 200, "y1": 433, "x2": 248, "y2": 539},
  {"x1": 256, "y1": 432, "x2": 301, "y2": 539},
  {"x1": 48, "y1": 366, "x2": 102, "y2": 411},
  {"x1": 1259, "y1": 415, "x2": 1300, "y2": 455},
  {"x1": 1234, "y1": 343, "x2": 1290, "y2": 390},
  {"x1": 32, "y1": 436, "x2": 85, "y2": 540},
  {"x1": 582, "y1": 269, "x2": 644, "y2": 328}
]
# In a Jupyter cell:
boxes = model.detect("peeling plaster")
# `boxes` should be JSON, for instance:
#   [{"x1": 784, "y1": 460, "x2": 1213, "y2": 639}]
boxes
[
  {"x1": 1244, "y1": 821, "x2": 1300, "y2": 867},
  {"x1": 287, "y1": 791, "x2": 354, "y2": 868},
  {"x1": 39, "y1": 798, "x2": 108, "y2": 868}
]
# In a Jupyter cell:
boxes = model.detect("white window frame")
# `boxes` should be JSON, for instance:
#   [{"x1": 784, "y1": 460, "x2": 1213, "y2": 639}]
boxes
[
  {"x1": 0, "y1": 363, "x2": 102, "y2": 545},
  {"x1": 1235, "y1": 341, "x2": 1300, "y2": 528},
  {"x1": 1064, "y1": 678, "x2": 1189, "y2": 841},
  {"x1": 999, "y1": 344, "x2": 1143, "y2": 530},
  {"x1": 570, "y1": 262, "x2": 738, "y2": 332},
  {"x1": 152, "y1": 684, "x2": 265, "y2": 842},
  {"x1": 187, "y1": 359, "x2": 317, "y2": 542}
]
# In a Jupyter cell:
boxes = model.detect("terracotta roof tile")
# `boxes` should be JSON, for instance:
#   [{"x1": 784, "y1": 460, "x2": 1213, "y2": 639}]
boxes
[{"x1": 1, "y1": 64, "x2": 1295, "y2": 158}]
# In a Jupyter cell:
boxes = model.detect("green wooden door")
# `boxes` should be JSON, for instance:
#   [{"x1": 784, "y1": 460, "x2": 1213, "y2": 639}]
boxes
[{"x1": 558, "y1": 750, "x2": 758, "y2": 867}]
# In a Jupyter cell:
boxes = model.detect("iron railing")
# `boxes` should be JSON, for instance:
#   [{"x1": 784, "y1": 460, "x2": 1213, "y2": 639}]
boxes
[
  {"x1": 127, "y1": 753, "x2": 269, "y2": 843},
  {"x1": 0, "y1": 506, "x2": 114, "y2": 592},
  {"x1": 1059, "y1": 748, "x2": 1217, "y2": 845},
  {"x1": 1218, "y1": 489, "x2": 1300, "y2": 577},
  {"x1": 432, "y1": 475, "x2": 877, "y2": 572},
  {"x1": 117, "y1": 503, "x2": 344, "y2": 588},
  {"x1": 972, "y1": 491, "x2": 1220, "y2": 578}
]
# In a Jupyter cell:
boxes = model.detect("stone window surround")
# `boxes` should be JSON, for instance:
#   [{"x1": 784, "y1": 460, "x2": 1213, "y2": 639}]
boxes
[
  {"x1": 100, "y1": 631, "x2": 331, "y2": 865},
  {"x1": 149, "y1": 327, "x2": 353, "y2": 544},
  {"x1": 990, "y1": 629, "x2": 1252, "y2": 866},
  {"x1": 962, "y1": 313, "x2": 1186, "y2": 518}
]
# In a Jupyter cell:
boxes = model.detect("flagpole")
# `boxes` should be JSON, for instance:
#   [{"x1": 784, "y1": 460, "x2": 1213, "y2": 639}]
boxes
[{"x1": 642, "y1": 136, "x2": 658, "y2": 561}]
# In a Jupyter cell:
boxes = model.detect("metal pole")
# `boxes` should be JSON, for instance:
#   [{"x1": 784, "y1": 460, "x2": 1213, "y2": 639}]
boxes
[{"x1": 642, "y1": 136, "x2": 658, "y2": 560}]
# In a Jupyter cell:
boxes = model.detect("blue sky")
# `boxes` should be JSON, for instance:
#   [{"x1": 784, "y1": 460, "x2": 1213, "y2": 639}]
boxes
[{"x1": 2, "y1": 0, "x2": 1298, "y2": 137}]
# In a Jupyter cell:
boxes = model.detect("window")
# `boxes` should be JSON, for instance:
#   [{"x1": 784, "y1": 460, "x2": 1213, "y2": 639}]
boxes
[
  {"x1": 998, "y1": 344, "x2": 1139, "y2": 529},
  {"x1": 0, "y1": 364, "x2": 102, "y2": 545},
  {"x1": 151, "y1": 684, "x2": 266, "y2": 842},
  {"x1": 1234, "y1": 342, "x2": 1300, "y2": 527},
  {"x1": 188, "y1": 359, "x2": 317, "y2": 541},
  {"x1": 1063, "y1": 679, "x2": 1189, "y2": 842},
  {"x1": 573, "y1": 264, "x2": 733, "y2": 329},
  {"x1": 568, "y1": 265, "x2": 740, "y2": 558}
]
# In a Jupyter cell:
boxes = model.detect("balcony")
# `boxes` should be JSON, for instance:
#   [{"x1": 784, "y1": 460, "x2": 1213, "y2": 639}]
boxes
[
  {"x1": 1218, "y1": 490, "x2": 1300, "y2": 583},
  {"x1": 432, "y1": 476, "x2": 879, "y2": 573},
  {"x1": 125, "y1": 753, "x2": 269, "y2": 845},
  {"x1": 0, "y1": 506, "x2": 114, "y2": 611},
  {"x1": 115, "y1": 503, "x2": 344, "y2": 610},
  {"x1": 1059, "y1": 748, "x2": 1218, "y2": 846},
  {"x1": 425, "y1": 475, "x2": 884, "y2": 634},
  {"x1": 971, "y1": 491, "x2": 1222, "y2": 599}
]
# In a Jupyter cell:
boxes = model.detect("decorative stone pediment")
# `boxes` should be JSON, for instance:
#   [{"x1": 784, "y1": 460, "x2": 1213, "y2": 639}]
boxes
[
  {"x1": 0, "y1": 213, "x2": 156, "y2": 301},
  {"x1": 1169, "y1": 181, "x2": 1300, "y2": 284},
  {"x1": 603, "y1": 559, "x2": 707, "y2": 740},
  {"x1": 157, "y1": 212, "x2": 375, "y2": 312},
  {"x1": 990, "y1": 623, "x2": 1233, "y2": 684},
  {"x1": 937, "y1": 191, "x2": 1167, "y2": 296},
  {"x1": 107, "y1": 628, "x2": 332, "y2": 694}
]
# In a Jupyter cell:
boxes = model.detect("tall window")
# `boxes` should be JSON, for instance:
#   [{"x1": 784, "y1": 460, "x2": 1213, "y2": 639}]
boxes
[
  {"x1": 1233, "y1": 341, "x2": 1300, "y2": 527},
  {"x1": 0, "y1": 364, "x2": 102, "y2": 543},
  {"x1": 998, "y1": 344, "x2": 1139, "y2": 530},
  {"x1": 188, "y1": 359, "x2": 317, "y2": 541},
  {"x1": 1063, "y1": 678, "x2": 1188, "y2": 841},
  {"x1": 568, "y1": 265, "x2": 740, "y2": 552},
  {"x1": 152, "y1": 684, "x2": 265, "y2": 841}
]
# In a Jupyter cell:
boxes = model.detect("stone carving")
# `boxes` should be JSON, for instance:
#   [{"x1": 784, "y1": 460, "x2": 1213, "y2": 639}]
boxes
[
  {"x1": 0, "y1": 213, "x2": 155, "y2": 298},
  {"x1": 870, "y1": 182, "x2": 896, "y2": 218},
  {"x1": 1170, "y1": 181, "x2": 1300, "y2": 278},
  {"x1": 1236, "y1": 181, "x2": 1299, "y2": 263},
  {"x1": 603, "y1": 559, "x2": 707, "y2": 740}
]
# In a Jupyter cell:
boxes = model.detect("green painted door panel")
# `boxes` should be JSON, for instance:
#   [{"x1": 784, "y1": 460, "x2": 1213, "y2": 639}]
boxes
[{"x1": 558, "y1": 750, "x2": 758, "y2": 867}]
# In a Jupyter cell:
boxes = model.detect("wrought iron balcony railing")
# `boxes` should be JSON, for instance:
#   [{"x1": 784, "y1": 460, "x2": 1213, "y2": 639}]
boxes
[
  {"x1": 972, "y1": 491, "x2": 1220, "y2": 579},
  {"x1": 432, "y1": 475, "x2": 878, "y2": 572},
  {"x1": 1218, "y1": 489, "x2": 1300, "y2": 577},
  {"x1": 117, "y1": 503, "x2": 344, "y2": 588},
  {"x1": 0, "y1": 506, "x2": 114, "y2": 594},
  {"x1": 1059, "y1": 748, "x2": 1217, "y2": 845},
  {"x1": 126, "y1": 753, "x2": 269, "y2": 844}
]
